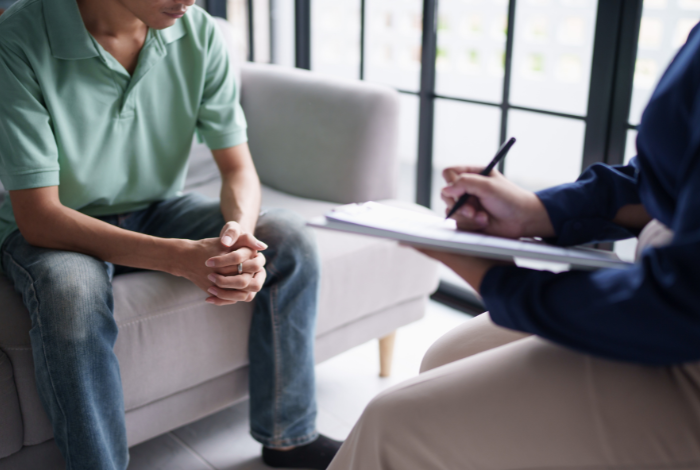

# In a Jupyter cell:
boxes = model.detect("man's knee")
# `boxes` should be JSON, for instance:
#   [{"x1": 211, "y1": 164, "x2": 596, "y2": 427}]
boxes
[
  {"x1": 256, "y1": 209, "x2": 320, "y2": 277},
  {"x1": 26, "y1": 252, "x2": 115, "y2": 343}
]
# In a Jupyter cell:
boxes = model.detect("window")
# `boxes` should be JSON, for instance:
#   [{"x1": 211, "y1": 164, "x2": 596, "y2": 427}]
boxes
[
  {"x1": 213, "y1": 0, "x2": 677, "y2": 311},
  {"x1": 364, "y1": 0, "x2": 424, "y2": 91},
  {"x1": 614, "y1": 0, "x2": 699, "y2": 262},
  {"x1": 628, "y1": 0, "x2": 700, "y2": 125},
  {"x1": 226, "y1": 0, "x2": 272, "y2": 63},
  {"x1": 311, "y1": 0, "x2": 361, "y2": 80}
]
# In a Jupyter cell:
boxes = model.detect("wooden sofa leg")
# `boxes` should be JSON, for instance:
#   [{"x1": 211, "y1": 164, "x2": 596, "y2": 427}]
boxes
[{"x1": 379, "y1": 331, "x2": 397, "y2": 378}]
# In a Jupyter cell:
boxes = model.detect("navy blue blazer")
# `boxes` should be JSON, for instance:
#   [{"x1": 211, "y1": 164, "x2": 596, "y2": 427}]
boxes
[{"x1": 481, "y1": 23, "x2": 700, "y2": 365}]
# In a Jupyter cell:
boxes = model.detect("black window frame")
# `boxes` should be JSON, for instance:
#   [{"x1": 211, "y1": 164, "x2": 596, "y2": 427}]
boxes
[{"x1": 208, "y1": 0, "x2": 644, "y2": 315}]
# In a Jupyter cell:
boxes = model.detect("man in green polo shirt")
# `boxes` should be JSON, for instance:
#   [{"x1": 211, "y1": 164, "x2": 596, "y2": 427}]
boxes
[{"x1": 0, "y1": 0, "x2": 341, "y2": 468}]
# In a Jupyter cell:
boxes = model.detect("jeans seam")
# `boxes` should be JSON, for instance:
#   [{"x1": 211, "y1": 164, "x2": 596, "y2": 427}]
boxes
[
  {"x1": 3, "y1": 251, "x2": 74, "y2": 470},
  {"x1": 270, "y1": 282, "x2": 282, "y2": 441}
]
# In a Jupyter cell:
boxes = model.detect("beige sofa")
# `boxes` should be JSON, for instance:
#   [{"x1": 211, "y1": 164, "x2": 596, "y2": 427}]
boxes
[{"x1": 0, "y1": 20, "x2": 439, "y2": 469}]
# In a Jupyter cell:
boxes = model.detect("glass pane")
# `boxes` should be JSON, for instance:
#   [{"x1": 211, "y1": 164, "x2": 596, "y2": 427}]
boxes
[
  {"x1": 435, "y1": 0, "x2": 510, "y2": 103},
  {"x1": 504, "y1": 110, "x2": 585, "y2": 191},
  {"x1": 270, "y1": 0, "x2": 296, "y2": 67},
  {"x1": 509, "y1": 0, "x2": 598, "y2": 116},
  {"x1": 431, "y1": 99, "x2": 502, "y2": 212},
  {"x1": 624, "y1": 129, "x2": 638, "y2": 164},
  {"x1": 614, "y1": 129, "x2": 640, "y2": 264},
  {"x1": 227, "y1": 0, "x2": 250, "y2": 62},
  {"x1": 252, "y1": 0, "x2": 271, "y2": 63},
  {"x1": 397, "y1": 94, "x2": 420, "y2": 203},
  {"x1": 365, "y1": 0, "x2": 424, "y2": 91},
  {"x1": 628, "y1": 0, "x2": 700, "y2": 125},
  {"x1": 312, "y1": 0, "x2": 361, "y2": 79}
]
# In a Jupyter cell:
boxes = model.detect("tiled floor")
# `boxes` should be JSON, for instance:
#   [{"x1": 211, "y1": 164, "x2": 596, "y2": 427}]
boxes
[{"x1": 127, "y1": 300, "x2": 470, "y2": 470}]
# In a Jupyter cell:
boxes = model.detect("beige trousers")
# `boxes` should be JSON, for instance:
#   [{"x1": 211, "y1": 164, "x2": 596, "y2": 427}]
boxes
[{"x1": 328, "y1": 313, "x2": 700, "y2": 469}]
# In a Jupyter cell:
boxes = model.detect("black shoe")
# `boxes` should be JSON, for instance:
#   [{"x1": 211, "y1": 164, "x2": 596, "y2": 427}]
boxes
[{"x1": 262, "y1": 434, "x2": 343, "y2": 469}]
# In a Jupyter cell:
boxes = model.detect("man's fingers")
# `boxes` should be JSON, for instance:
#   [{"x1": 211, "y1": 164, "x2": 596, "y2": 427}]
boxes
[
  {"x1": 217, "y1": 253, "x2": 266, "y2": 275},
  {"x1": 234, "y1": 232, "x2": 268, "y2": 251},
  {"x1": 207, "y1": 269, "x2": 266, "y2": 292},
  {"x1": 243, "y1": 254, "x2": 266, "y2": 272},
  {"x1": 218, "y1": 223, "x2": 268, "y2": 250},
  {"x1": 213, "y1": 253, "x2": 265, "y2": 275},
  {"x1": 206, "y1": 286, "x2": 250, "y2": 302},
  {"x1": 206, "y1": 247, "x2": 257, "y2": 268},
  {"x1": 205, "y1": 296, "x2": 237, "y2": 306},
  {"x1": 239, "y1": 270, "x2": 265, "y2": 293},
  {"x1": 208, "y1": 272, "x2": 252, "y2": 290},
  {"x1": 219, "y1": 222, "x2": 242, "y2": 247}
]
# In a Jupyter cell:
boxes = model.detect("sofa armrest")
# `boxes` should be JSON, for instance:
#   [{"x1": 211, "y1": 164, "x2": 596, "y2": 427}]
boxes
[{"x1": 240, "y1": 63, "x2": 400, "y2": 204}]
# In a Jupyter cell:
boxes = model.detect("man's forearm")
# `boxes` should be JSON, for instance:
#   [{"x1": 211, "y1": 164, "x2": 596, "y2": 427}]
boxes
[
  {"x1": 212, "y1": 144, "x2": 261, "y2": 234},
  {"x1": 219, "y1": 168, "x2": 261, "y2": 234},
  {"x1": 18, "y1": 200, "x2": 189, "y2": 275}
]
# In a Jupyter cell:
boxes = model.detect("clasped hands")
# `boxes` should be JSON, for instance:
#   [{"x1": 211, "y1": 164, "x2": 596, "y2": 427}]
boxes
[{"x1": 178, "y1": 221, "x2": 268, "y2": 306}]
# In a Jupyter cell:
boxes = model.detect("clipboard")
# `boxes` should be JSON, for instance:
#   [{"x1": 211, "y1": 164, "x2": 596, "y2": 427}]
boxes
[{"x1": 308, "y1": 202, "x2": 631, "y2": 271}]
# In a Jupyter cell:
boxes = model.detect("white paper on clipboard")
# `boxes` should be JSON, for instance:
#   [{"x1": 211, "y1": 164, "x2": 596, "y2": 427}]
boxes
[{"x1": 308, "y1": 202, "x2": 631, "y2": 271}]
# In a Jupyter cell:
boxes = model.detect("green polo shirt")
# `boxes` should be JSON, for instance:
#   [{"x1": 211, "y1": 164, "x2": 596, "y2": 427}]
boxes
[{"x1": 0, "y1": 0, "x2": 247, "y2": 254}]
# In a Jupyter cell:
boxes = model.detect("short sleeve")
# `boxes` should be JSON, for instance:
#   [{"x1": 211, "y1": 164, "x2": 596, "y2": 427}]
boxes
[
  {"x1": 0, "y1": 43, "x2": 60, "y2": 190},
  {"x1": 196, "y1": 21, "x2": 248, "y2": 150}
]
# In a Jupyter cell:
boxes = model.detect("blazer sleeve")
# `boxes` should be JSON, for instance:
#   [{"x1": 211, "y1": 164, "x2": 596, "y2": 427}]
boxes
[{"x1": 535, "y1": 159, "x2": 642, "y2": 247}]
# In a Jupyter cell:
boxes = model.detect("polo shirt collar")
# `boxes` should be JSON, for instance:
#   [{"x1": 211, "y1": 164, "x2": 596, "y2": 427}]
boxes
[
  {"x1": 158, "y1": 17, "x2": 187, "y2": 44},
  {"x1": 43, "y1": 0, "x2": 98, "y2": 60}
]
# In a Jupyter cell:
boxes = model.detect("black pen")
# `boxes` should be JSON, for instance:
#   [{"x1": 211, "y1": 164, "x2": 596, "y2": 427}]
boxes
[{"x1": 445, "y1": 137, "x2": 516, "y2": 220}]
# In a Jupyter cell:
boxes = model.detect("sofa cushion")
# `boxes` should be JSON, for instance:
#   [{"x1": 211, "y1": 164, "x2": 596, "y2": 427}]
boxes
[{"x1": 112, "y1": 272, "x2": 254, "y2": 412}]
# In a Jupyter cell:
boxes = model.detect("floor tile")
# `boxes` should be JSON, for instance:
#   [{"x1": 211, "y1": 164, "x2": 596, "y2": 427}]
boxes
[
  {"x1": 172, "y1": 402, "x2": 264, "y2": 470},
  {"x1": 128, "y1": 433, "x2": 215, "y2": 470}
]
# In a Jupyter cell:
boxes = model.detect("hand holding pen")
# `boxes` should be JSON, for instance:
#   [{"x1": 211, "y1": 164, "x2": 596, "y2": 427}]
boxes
[
  {"x1": 445, "y1": 137, "x2": 516, "y2": 220},
  {"x1": 440, "y1": 136, "x2": 555, "y2": 239}
]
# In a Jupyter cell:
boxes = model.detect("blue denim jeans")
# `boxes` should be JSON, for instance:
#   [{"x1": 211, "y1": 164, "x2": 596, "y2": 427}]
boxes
[{"x1": 0, "y1": 193, "x2": 320, "y2": 470}]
